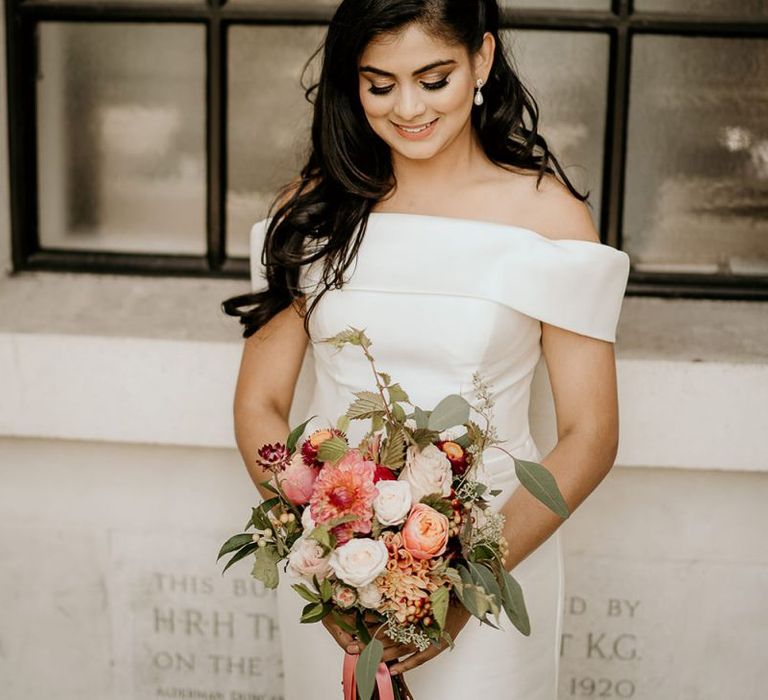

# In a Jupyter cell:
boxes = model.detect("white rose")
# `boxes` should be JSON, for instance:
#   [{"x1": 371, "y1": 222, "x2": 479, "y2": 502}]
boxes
[
  {"x1": 301, "y1": 506, "x2": 316, "y2": 532},
  {"x1": 373, "y1": 480, "x2": 413, "y2": 526},
  {"x1": 357, "y1": 581, "x2": 383, "y2": 609},
  {"x1": 286, "y1": 535, "x2": 332, "y2": 583},
  {"x1": 399, "y1": 444, "x2": 453, "y2": 502},
  {"x1": 329, "y1": 538, "x2": 389, "y2": 588}
]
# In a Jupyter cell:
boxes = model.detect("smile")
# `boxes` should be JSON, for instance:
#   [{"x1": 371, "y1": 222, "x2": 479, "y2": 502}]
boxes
[{"x1": 392, "y1": 117, "x2": 439, "y2": 139}]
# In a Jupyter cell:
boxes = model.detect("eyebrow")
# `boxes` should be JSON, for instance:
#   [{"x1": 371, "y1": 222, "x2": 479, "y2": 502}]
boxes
[{"x1": 358, "y1": 59, "x2": 457, "y2": 78}]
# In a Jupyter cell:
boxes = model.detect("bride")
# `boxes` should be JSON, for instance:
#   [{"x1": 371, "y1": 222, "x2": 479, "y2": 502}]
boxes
[{"x1": 222, "y1": 0, "x2": 629, "y2": 697}]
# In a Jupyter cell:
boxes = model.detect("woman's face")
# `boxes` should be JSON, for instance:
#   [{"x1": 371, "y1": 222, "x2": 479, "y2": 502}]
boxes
[{"x1": 357, "y1": 23, "x2": 493, "y2": 160}]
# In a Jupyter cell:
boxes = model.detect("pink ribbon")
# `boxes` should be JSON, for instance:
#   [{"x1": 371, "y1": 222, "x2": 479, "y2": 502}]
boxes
[{"x1": 343, "y1": 651, "x2": 395, "y2": 700}]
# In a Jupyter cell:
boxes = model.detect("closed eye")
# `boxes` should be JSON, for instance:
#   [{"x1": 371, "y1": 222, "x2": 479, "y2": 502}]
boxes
[{"x1": 368, "y1": 77, "x2": 450, "y2": 95}]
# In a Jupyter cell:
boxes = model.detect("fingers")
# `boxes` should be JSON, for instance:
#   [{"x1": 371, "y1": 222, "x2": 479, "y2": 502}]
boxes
[
  {"x1": 388, "y1": 643, "x2": 444, "y2": 675},
  {"x1": 381, "y1": 642, "x2": 418, "y2": 663},
  {"x1": 321, "y1": 617, "x2": 357, "y2": 652}
]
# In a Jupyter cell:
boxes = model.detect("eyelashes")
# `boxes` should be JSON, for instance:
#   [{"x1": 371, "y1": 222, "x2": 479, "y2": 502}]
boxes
[{"x1": 367, "y1": 77, "x2": 450, "y2": 96}]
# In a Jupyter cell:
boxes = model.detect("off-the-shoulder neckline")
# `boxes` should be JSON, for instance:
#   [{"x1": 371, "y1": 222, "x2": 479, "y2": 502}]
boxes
[
  {"x1": 367, "y1": 210, "x2": 611, "y2": 248},
  {"x1": 259, "y1": 211, "x2": 627, "y2": 254}
]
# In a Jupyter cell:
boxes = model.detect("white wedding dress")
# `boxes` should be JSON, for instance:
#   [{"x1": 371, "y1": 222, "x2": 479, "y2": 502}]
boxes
[{"x1": 249, "y1": 211, "x2": 630, "y2": 699}]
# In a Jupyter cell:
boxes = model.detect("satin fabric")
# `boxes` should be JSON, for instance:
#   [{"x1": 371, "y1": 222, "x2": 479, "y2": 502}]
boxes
[{"x1": 250, "y1": 212, "x2": 630, "y2": 699}]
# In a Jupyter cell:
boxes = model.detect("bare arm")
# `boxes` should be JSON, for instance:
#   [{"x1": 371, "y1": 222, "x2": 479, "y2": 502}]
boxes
[
  {"x1": 499, "y1": 176, "x2": 620, "y2": 570},
  {"x1": 233, "y1": 296, "x2": 310, "y2": 501},
  {"x1": 498, "y1": 324, "x2": 619, "y2": 570}
]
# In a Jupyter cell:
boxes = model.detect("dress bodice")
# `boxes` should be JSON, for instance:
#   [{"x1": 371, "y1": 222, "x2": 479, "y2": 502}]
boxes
[{"x1": 249, "y1": 211, "x2": 630, "y2": 469}]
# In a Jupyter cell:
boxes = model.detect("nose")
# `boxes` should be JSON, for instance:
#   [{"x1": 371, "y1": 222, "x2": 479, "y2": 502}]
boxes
[{"x1": 392, "y1": 84, "x2": 427, "y2": 122}]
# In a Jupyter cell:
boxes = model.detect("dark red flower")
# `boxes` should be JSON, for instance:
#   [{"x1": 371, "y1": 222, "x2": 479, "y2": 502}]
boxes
[
  {"x1": 373, "y1": 465, "x2": 397, "y2": 483},
  {"x1": 256, "y1": 442, "x2": 291, "y2": 472},
  {"x1": 301, "y1": 427, "x2": 347, "y2": 468},
  {"x1": 435, "y1": 440, "x2": 469, "y2": 476}
]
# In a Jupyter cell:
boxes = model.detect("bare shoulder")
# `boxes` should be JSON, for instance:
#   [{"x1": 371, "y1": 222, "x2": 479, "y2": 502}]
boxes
[{"x1": 503, "y1": 170, "x2": 600, "y2": 243}]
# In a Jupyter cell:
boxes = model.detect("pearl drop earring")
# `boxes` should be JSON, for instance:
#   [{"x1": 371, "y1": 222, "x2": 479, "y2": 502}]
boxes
[{"x1": 474, "y1": 78, "x2": 485, "y2": 106}]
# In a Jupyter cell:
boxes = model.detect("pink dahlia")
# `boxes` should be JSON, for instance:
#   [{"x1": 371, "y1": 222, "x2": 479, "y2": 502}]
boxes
[{"x1": 309, "y1": 450, "x2": 377, "y2": 537}]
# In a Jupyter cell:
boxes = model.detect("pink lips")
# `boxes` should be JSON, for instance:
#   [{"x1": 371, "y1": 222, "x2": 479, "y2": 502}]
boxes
[{"x1": 392, "y1": 117, "x2": 439, "y2": 141}]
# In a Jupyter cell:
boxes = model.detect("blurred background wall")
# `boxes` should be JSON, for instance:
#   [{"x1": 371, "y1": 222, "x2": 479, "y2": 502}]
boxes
[{"x1": 1, "y1": 2, "x2": 766, "y2": 699}]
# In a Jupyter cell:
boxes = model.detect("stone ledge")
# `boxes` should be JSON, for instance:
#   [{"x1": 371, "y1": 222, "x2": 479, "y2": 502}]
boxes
[{"x1": 0, "y1": 270, "x2": 766, "y2": 471}]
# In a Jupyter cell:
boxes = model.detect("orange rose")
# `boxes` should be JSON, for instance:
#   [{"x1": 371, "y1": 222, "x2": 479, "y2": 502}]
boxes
[{"x1": 401, "y1": 503, "x2": 450, "y2": 560}]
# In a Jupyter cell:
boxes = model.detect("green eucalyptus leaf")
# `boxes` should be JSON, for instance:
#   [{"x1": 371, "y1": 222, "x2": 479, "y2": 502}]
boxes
[
  {"x1": 428, "y1": 394, "x2": 471, "y2": 431},
  {"x1": 336, "y1": 414, "x2": 351, "y2": 433},
  {"x1": 513, "y1": 458, "x2": 570, "y2": 519},
  {"x1": 499, "y1": 568, "x2": 531, "y2": 636},
  {"x1": 356, "y1": 637, "x2": 384, "y2": 700},
  {"x1": 413, "y1": 406, "x2": 431, "y2": 429}
]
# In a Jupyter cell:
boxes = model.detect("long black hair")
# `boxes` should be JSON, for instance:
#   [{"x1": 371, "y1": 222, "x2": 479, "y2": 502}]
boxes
[{"x1": 221, "y1": 0, "x2": 588, "y2": 339}]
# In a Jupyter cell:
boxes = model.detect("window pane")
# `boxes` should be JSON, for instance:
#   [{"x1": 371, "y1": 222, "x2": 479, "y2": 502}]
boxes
[
  {"x1": 501, "y1": 0, "x2": 610, "y2": 10},
  {"x1": 37, "y1": 23, "x2": 206, "y2": 255},
  {"x1": 500, "y1": 30, "x2": 609, "y2": 228},
  {"x1": 634, "y1": 0, "x2": 768, "y2": 16},
  {"x1": 624, "y1": 36, "x2": 768, "y2": 275},
  {"x1": 227, "y1": 25, "x2": 324, "y2": 258}
]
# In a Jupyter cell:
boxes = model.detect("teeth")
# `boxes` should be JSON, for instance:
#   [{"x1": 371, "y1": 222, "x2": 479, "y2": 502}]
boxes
[{"x1": 399, "y1": 119, "x2": 435, "y2": 133}]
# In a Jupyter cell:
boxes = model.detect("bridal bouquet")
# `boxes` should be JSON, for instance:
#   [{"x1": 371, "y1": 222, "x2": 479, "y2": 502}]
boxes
[{"x1": 218, "y1": 327, "x2": 569, "y2": 700}]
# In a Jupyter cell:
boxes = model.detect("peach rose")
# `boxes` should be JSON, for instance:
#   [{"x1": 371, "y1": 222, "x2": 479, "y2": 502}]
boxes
[
  {"x1": 278, "y1": 452, "x2": 320, "y2": 505},
  {"x1": 401, "y1": 503, "x2": 450, "y2": 560}
]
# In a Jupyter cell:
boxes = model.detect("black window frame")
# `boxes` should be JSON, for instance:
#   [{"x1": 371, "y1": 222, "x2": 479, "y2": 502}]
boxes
[{"x1": 5, "y1": 0, "x2": 768, "y2": 299}]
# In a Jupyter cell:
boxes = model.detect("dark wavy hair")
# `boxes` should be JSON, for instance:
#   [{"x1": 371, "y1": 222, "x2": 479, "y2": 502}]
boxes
[{"x1": 221, "y1": 0, "x2": 588, "y2": 339}]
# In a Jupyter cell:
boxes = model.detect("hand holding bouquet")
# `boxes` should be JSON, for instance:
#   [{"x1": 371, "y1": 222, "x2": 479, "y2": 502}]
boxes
[{"x1": 218, "y1": 327, "x2": 569, "y2": 699}]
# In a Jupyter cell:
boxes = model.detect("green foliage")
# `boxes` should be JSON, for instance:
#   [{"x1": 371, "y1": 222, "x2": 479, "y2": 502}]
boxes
[
  {"x1": 319, "y1": 327, "x2": 372, "y2": 351},
  {"x1": 291, "y1": 582, "x2": 321, "y2": 603},
  {"x1": 300, "y1": 601, "x2": 331, "y2": 623},
  {"x1": 379, "y1": 426, "x2": 406, "y2": 469},
  {"x1": 336, "y1": 414, "x2": 350, "y2": 433},
  {"x1": 498, "y1": 566, "x2": 531, "y2": 636},
  {"x1": 428, "y1": 394, "x2": 471, "y2": 431},
  {"x1": 391, "y1": 402, "x2": 407, "y2": 423},
  {"x1": 513, "y1": 458, "x2": 570, "y2": 519},
  {"x1": 419, "y1": 494, "x2": 454, "y2": 518},
  {"x1": 411, "y1": 428, "x2": 440, "y2": 449},
  {"x1": 317, "y1": 435, "x2": 349, "y2": 463},
  {"x1": 251, "y1": 546, "x2": 281, "y2": 589},
  {"x1": 356, "y1": 637, "x2": 384, "y2": 700},
  {"x1": 346, "y1": 391, "x2": 387, "y2": 420},
  {"x1": 221, "y1": 542, "x2": 259, "y2": 574},
  {"x1": 286, "y1": 416, "x2": 316, "y2": 454},
  {"x1": 386, "y1": 383, "x2": 409, "y2": 403},
  {"x1": 429, "y1": 586, "x2": 450, "y2": 631},
  {"x1": 217, "y1": 533, "x2": 254, "y2": 561},
  {"x1": 412, "y1": 406, "x2": 431, "y2": 429}
]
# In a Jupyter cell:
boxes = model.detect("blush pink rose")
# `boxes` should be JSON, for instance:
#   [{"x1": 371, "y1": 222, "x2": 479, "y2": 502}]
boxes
[
  {"x1": 278, "y1": 452, "x2": 320, "y2": 505},
  {"x1": 401, "y1": 502, "x2": 450, "y2": 560}
]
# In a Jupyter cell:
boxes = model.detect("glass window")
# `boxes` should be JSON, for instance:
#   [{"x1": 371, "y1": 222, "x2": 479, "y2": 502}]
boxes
[
  {"x1": 624, "y1": 35, "x2": 768, "y2": 276},
  {"x1": 501, "y1": 0, "x2": 610, "y2": 9},
  {"x1": 634, "y1": 0, "x2": 768, "y2": 17},
  {"x1": 37, "y1": 22, "x2": 206, "y2": 255},
  {"x1": 501, "y1": 29, "x2": 609, "y2": 229},
  {"x1": 227, "y1": 25, "x2": 324, "y2": 258}
]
